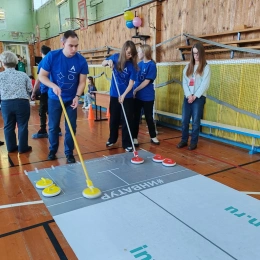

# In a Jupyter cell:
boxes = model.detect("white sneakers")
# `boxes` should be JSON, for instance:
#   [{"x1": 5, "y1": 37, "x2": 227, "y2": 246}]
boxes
[
  {"x1": 133, "y1": 137, "x2": 160, "y2": 146},
  {"x1": 82, "y1": 104, "x2": 91, "y2": 110},
  {"x1": 151, "y1": 137, "x2": 160, "y2": 145},
  {"x1": 133, "y1": 138, "x2": 139, "y2": 147}
]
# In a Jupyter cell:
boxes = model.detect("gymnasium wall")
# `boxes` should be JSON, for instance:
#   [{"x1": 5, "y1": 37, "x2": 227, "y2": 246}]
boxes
[
  {"x1": 0, "y1": 0, "x2": 33, "y2": 42},
  {"x1": 1, "y1": 0, "x2": 260, "y2": 147},
  {"x1": 34, "y1": 0, "x2": 260, "y2": 61}
]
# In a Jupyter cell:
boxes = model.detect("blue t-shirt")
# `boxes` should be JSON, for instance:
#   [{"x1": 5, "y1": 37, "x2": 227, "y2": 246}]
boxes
[
  {"x1": 37, "y1": 60, "x2": 48, "y2": 93},
  {"x1": 133, "y1": 60, "x2": 157, "y2": 101},
  {"x1": 106, "y1": 53, "x2": 137, "y2": 98},
  {"x1": 41, "y1": 49, "x2": 89, "y2": 101},
  {"x1": 88, "y1": 85, "x2": 97, "y2": 94}
]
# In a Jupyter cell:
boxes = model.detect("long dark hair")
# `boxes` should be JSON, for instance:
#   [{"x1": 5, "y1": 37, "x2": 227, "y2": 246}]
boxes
[
  {"x1": 88, "y1": 76, "x2": 95, "y2": 86},
  {"x1": 117, "y1": 40, "x2": 138, "y2": 72},
  {"x1": 186, "y1": 42, "x2": 207, "y2": 77}
]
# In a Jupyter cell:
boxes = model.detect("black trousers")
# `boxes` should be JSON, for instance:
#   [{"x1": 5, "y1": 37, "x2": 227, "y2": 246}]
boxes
[
  {"x1": 133, "y1": 98, "x2": 156, "y2": 139},
  {"x1": 108, "y1": 96, "x2": 134, "y2": 148},
  {"x1": 39, "y1": 92, "x2": 48, "y2": 130}
]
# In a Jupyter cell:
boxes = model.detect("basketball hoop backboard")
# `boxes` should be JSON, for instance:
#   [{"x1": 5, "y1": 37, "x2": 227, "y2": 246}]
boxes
[{"x1": 78, "y1": 0, "x2": 87, "y2": 30}]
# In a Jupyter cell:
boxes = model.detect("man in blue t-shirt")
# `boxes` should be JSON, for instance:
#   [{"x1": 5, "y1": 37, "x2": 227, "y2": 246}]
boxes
[
  {"x1": 31, "y1": 45, "x2": 63, "y2": 138},
  {"x1": 39, "y1": 30, "x2": 89, "y2": 163}
]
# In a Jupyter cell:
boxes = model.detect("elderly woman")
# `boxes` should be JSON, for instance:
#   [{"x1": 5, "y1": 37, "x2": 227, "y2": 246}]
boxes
[{"x1": 0, "y1": 51, "x2": 32, "y2": 153}]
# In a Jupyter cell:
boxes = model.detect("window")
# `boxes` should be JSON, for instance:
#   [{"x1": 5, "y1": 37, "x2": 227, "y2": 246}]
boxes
[
  {"x1": 55, "y1": 0, "x2": 67, "y2": 6},
  {"x1": 0, "y1": 9, "x2": 6, "y2": 30},
  {"x1": 33, "y1": 0, "x2": 50, "y2": 10}
]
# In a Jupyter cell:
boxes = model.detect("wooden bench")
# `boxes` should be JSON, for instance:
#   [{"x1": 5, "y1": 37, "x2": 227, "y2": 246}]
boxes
[
  {"x1": 84, "y1": 55, "x2": 110, "y2": 64},
  {"x1": 178, "y1": 38, "x2": 260, "y2": 51},
  {"x1": 79, "y1": 47, "x2": 115, "y2": 64},
  {"x1": 177, "y1": 27, "x2": 260, "y2": 60},
  {"x1": 155, "y1": 110, "x2": 260, "y2": 154},
  {"x1": 180, "y1": 45, "x2": 260, "y2": 59},
  {"x1": 195, "y1": 27, "x2": 260, "y2": 40}
]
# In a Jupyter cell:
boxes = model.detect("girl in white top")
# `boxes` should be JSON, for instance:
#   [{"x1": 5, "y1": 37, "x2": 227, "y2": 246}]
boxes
[{"x1": 177, "y1": 43, "x2": 211, "y2": 150}]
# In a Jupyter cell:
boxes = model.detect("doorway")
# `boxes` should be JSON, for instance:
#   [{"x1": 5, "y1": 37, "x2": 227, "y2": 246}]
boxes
[{"x1": 4, "y1": 43, "x2": 31, "y2": 75}]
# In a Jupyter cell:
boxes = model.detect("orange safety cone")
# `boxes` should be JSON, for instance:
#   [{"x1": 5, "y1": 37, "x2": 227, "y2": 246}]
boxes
[
  {"x1": 88, "y1": 105, "x2": 95, "y2": 120},
  {"x1": 88, "y1": 118, "x2": 94, "y2": 131},
  {"x1": 106, "y1": 107, "x2": 110, "y2": 118}
]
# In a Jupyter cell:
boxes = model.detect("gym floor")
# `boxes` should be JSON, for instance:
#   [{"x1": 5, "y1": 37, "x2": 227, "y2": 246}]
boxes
[{"x1": 0, "y1": 104, "x2": 259, "y2": 259}]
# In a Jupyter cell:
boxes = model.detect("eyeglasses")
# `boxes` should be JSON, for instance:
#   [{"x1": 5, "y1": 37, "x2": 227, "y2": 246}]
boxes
[
  {"x1": 193, "y1": 52, "x2": 199, "y2": 56},
  {"x1": 126, "y1": 51, "x2": 132, "y2": 56}
]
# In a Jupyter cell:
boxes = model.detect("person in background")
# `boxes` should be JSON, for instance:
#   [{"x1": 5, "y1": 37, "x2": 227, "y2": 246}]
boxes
[
  {"x1": 17, "y1": 55, "x2": 26, "y2": 73},
  {"x1": 0, "y1": 51, "x2": 32, "y2": 153},
  {"x1": 82, "y1": 76, "x2": 97, "y2": 110},
  {"x1": 102, "y1": 40, "x2": 138, "y2": 152},
  {"x1": 177, "y1": 42, "x2": 211, "y2": 150},
  {"x1": 132, "y1": 44, "x2": 159, "y2": 147},
  {"x1": 38, "y1": 30, "x2": 89, "y2": 164},
  {"x1": 29, "y1": 75, "x2": 35, "y2": 87},
  {"x1": 28, "y1": 75, "x2": 36, "y2": 100},
  {"x1": 31, "y1": 45, "x2": 62, "y2": 139}
]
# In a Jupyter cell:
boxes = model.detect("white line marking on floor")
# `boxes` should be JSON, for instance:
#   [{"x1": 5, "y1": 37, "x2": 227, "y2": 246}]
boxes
[
  {"x1": 47, "y1": 168, "x2": 189, "y2": 208},
  {"x1": 108, "y1": 170, "x2": 129, "y2": 185},
  {"x1": 0, "y1": 200, "x2": 44, "y2": 209},
  {"x1": 98, "y1": 168, "x2": 119, "y2": 173},
  {"x1": 242, "y1": 191, "x2": 260, "y2": 195}
]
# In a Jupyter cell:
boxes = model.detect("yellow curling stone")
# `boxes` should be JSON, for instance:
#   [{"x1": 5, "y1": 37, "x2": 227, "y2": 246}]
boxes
[
  {"x1": 82, "y1": 187, "x2": 102, "y2": 199},
  {"x1": 36, "y1": 178, "x2": 53, "y2": 189},
  {"x1": 42, "y1": 184, "x2": 61, "y2": 197}
]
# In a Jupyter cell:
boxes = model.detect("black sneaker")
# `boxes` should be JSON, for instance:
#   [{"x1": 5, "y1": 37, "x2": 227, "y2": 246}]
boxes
[
  {"x1": 38, "y1": 129, "x2": 47, "y2": 134},
  {"x1": 188, "y1": 143, "x2": 197, "y2": 150},
  {"x1": 19, "y1": 146, "x2": 32, "y2": 154},
  {"x1": 106, "y1": 141, "x2": 114, "y2": 147},
  {"x1": 177, "y1": 141, "x2": 188, "y2": 148},
  {"x1": 47, "y1": 151, "x2": 57, "y2": 160},
  {"x1": 66, "y1": 154, "x2": 76, "y2": 164}
]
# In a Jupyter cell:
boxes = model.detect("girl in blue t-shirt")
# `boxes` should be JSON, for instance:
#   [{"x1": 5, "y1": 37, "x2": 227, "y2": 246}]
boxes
[
  {"x1": 132, "y1": 44, "x2": 159, "y2": 146},
  {"x1": 102, "y1": 40, "x2": 138, "y2": 152}
]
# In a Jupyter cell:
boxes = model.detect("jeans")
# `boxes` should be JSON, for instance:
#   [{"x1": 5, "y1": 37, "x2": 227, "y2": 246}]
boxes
[
  {"x1": 109, "y1": 96, "x2": 134, "y2": 148},
  {"x1": 133, "y1": 98, "x2": 156, "y2": 139},
  {"x1": 181, "y1": 96, "x2": 206, "y2": 144},
  {"x1": 1, "y1": 99, "x2": 30, "y2": 152},
  {"x1": 48, "y1": 98, "x2": 77, "y2": 156},
  {"x1": 84, "y1": 93, "x2": 95, "y2": 106}
]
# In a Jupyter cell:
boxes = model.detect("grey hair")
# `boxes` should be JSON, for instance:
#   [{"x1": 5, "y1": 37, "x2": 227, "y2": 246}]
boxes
[{"x1": 0, "y1": 51, "x2": 18, "y2": 68}]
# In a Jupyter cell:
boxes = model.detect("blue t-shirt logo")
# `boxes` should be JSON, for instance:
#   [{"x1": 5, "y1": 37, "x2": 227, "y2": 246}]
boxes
[{"x1": 41, "y1": 49, "x2": 89, "y2": 101}]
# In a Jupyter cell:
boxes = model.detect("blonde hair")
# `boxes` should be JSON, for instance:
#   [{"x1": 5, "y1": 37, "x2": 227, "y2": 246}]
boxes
[
  {"x1": 0, "y1": 51, "x2": 18, "y2": 68},
  {"x1": 139, "y1": 44, "x2": 152, "y2": 60}
]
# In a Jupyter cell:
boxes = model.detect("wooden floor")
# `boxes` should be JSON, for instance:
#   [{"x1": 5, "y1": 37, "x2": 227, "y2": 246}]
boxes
[{"x1": 0, "y1": 104, "x2": 259, "y2": 259}]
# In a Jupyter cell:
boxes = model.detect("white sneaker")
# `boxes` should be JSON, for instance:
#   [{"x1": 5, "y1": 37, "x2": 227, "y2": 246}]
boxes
[
  {"x1": 133, "y1": 138, "x2": 139, "y2": 147},
  {"x1": 151, "y1": 137, "x2": 160, "y2": 145},
  {"x1": 125, "y1": 147, "x2": 133, "y2": 152}
]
